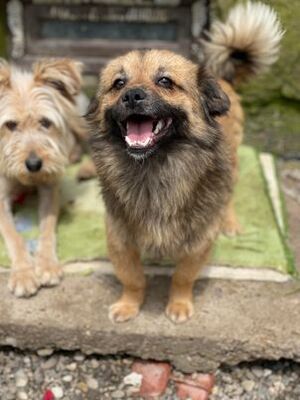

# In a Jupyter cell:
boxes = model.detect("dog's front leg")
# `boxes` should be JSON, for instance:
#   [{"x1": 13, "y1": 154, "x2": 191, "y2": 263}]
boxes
[
  {"x1": 166, "y1": 242, "x2": 212, "y2": 323},
  {"x1": 35, "y1": 184, "x2": 63, "y2": 286},
  {"x1": 106, "y1": 216, "x2": 146, "y2": 323},
  {"x1": 0, "y1": 199, "x2": 39, "y2": 297}
]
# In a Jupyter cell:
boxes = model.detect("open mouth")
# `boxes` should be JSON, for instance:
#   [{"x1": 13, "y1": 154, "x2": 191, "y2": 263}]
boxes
[{"x1": 123, "y1": 115, "x2": 172, "y2": 150}]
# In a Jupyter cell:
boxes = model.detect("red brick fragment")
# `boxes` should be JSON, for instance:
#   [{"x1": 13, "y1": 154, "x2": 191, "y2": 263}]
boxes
[
  {"x1": 172, "y1": 373, "x2": 215, "y2": 393},
  {"x1": 132, "y1": 361, "x2": 171, "y2": 398},
  {"x1": 176, "y1": 383, "x2": 210, "y2": 400}
]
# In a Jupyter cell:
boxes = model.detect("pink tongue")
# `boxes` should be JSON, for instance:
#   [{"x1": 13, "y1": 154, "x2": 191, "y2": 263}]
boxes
[{"x1": 126, "y1": 120, "x2": 153, "y2": 141}]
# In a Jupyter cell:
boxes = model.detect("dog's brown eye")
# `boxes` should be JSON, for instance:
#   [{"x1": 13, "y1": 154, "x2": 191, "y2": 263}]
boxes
[
  {"x1": 40, "y1": 118, "x2": 52, "y2": 129},
  {"x1": 5, "y1": 121, "x2": 18, "y2": 131},
  {"x1": 157, "y1": 77, "x2": 173, "y2": 89},
  {"x1": 113, "y1": 79, "x2": 126, "y2": 90}
]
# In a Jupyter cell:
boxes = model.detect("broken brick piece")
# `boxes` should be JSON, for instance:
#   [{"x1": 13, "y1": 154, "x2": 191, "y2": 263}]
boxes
[
  {"x1": 172, "y1": 373, "x2": 215, "y2": 393},
  {"x1": 176, "y1": 383, "x2": 210, "y2": 400},
  {"x1": 132, "y1": 361, "x2": 171, "y2": 398}
]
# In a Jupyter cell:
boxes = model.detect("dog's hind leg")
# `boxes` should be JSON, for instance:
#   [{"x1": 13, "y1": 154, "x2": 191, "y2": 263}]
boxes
[
  {"x1": 35, "y1": 184, "x2": 63, "y2": 286},
  {"x1": 221, "y1": 199, "x2": 242, "y2": 237},
  {"x1": 0, "y1": 198, "x2": 39, "y2": 297},
  {"x1": 166, "y1": 242, "x2": 212, "y2": 323},
  {"x1": 106, "y1": 216, "x2": 146, "y2": 323}
]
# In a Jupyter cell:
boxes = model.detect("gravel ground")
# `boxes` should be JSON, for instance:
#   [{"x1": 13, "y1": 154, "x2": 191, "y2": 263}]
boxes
[{"x1": 0, "y1": 349, "x2": 300, "y2": 399}]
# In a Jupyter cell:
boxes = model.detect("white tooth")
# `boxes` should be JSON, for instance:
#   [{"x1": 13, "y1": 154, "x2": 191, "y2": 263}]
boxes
[
  {"x1": 166, "y1": 118, "x2": 172, "y2": 128},
  {"x1": 154, "y1": 120, "x2": 163, "y2": 135}
]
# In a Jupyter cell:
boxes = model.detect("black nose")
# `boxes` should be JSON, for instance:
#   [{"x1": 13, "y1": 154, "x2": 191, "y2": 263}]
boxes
[
  {"x1": 122, "y1": 88, "x2": 147, "y2": 109},
  {"x1": 25, "y1": 155, "x2": 43, "y2": 172}
]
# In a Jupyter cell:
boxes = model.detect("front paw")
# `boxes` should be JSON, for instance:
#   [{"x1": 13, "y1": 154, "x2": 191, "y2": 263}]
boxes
[
  {"x1": 8, "y1": 268, "x2": 40, "y2": 298},
  {"x1": 35, "y1": 260, "x2": 63, "y2": 287},
  {"x1": 109, "y1": 301, "x2": 140, "y2": 323},
  {"x1": 222, "y1": 217, "x2": 242, "y2": 237},
  {"x1": 165, "y1": 300, "x2": 194, "y2": 324}
]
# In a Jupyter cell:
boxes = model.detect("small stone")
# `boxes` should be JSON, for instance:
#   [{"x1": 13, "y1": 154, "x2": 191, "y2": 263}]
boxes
[
  {"x1": 77, "y1": 382, "x2": 88, "y2": 393},
  {"x1": 15, "y1": 370, "x2": 29, "y2": 388},
  {"x1": 5, "y1": 337, "x2": 18, "y2": 347},
  {"x1": 252, "y1": 367, "x2": 264, "y2": 378},
  {"x1": 24, "y1": 357, "x2": 31, "y2": 365},
  {"x1": 66, "y1": 362, "x2": 77, "y2": 371},
  {"x1": 111, "y1": 390, "x2": 125, "y2": 398},
  {"x1": 62, "y1": 375, "x2": 73, "y2": 383},
  {"x1": 264, "y1": 369, "x2": 272, "y2": 377},
  {"x1": 74, "y1": 353, "x2": 85, "y2": 362},
  {"x1": 41, "y1": 357, "x2": 57, "y2": 370},
  {"x1": 17, "y1": 392, "x2": 28, "y2": 400},
  {"x1": 123, "y1": 372, "x2": 143, "y2": 388},
  {"x1": 242, "y1": 379, "x2": 255, "y2": 393},
  {"x1": 90, "y1": 359, "x2": 99, "y2": 369},
  {"x1": 51, "y1": 386, "x2": 64, "y2": 399},
  {"x1": 212, "y1": 385, "x2": 219, "y2": 395},
  {"x1": 87, "y1": 377, "x2": 99, "y2": 390},
  {"x1": 34, "y1": 369, "x2": 44, "y2": 385},
  {"x1": 37, "y1": 348, "x2": 54, "y2": 357}
]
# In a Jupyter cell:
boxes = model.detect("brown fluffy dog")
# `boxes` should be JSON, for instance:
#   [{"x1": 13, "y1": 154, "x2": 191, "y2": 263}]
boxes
[
  {"x1": 88, "y1": 2, "x2": 283, "y2": 323},
  {"x1": 0, "y1": 58, "x2": 87, "y2": 297}
]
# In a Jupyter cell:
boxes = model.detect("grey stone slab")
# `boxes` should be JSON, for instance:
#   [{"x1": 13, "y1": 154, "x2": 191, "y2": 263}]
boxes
[{"x1": 1, "y1": 273, "x2": 300, "y2": 373}]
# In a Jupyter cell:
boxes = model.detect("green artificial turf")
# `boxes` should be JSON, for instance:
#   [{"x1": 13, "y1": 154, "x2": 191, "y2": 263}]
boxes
[{"x1": 0, "y1": 146, "x2": 294, "y2": 275}]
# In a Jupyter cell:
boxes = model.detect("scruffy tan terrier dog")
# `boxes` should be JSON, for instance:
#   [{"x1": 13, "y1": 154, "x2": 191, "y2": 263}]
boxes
[{"x1": 0, "y1": 58, "x2": 87, "y2": 297}]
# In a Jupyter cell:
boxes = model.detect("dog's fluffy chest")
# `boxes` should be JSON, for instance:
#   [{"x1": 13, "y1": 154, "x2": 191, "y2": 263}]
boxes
[{"x1": 102, "y1": 151, "x2": 231, "y2": 258}]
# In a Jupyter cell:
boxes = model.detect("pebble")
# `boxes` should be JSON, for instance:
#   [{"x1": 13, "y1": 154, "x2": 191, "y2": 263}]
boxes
[
  {"x1": 77, "y1": 381, "x2": 88, "y2": 393},
  {"x1": 74, "y1": 353, "x2": 85, "y2": 362},
  {"x1": 15, "y1": 370, "x2": 29, "y2": 388},
  {"x1": 252, "y1": 366, "x2": 264, "y2": 378},
  {"x1": 63, "y1": 375, "x2": 73, "y2": 383},
  {"x1": 51, "y1": 386, "x2": 64, "y2": 399},
  {"x1": 90, "y1": 359, "x2": 100, "y2": 369},
  {"x1": 17, "y1": 392, "x2": 28, "y2": 400},
  {"x1": 123, "y1": 371, "x2": 143, "y2": 388},
  {"x1": 241, "y1": 379, "x2": 255, "y2": 392},
  {"x1": 86, "y1": 376, "x2": 99, "y2": 390},
  {"x1": 37, "y1": 348, "x2": 54, "y2": 357},
  {"x1": 66, "y1": 362, "x2": 77, "y2": 371},
  {"x1": 111, "y1": 390, "x2": 125, "y2": 398},
  {"x1": 41, "y1": 357, "x2": 57, "y2": 370}
]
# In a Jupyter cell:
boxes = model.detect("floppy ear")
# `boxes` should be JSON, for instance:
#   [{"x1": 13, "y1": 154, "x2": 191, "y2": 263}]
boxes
[
  {"x1": 33, "y1": 58, "x2": 83, "y2": 100},
  {"x1": 85, "y1": 96, "x2": 100, "y2": 122},
  {"x1": 198, "y1": 68, "x2": 230, "y2": 119},
  {"x1": 0, "y1": 59, "x2": 11, "y2": 88}
]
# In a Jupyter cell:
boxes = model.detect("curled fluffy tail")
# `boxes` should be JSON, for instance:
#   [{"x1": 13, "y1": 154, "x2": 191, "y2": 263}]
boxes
[{"x1": 202, "y1": 2, "x2": 284, "y2": 83}]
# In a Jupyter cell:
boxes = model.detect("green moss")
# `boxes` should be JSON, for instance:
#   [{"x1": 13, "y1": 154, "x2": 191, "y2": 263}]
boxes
[
  {"x1": 0, "y1": 147, "x2": 294, "y2": 275},
  {"x1": 243, "y1": 99, "x2": 300, "y2": 154},
  {"x1": 214, "y1": 0, "x2": 300, "y2": 154}
]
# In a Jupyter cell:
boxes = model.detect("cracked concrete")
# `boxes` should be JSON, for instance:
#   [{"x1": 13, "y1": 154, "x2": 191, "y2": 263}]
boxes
[{"x1": 1, "y1": 273, "x2": 300, "y2": 373}]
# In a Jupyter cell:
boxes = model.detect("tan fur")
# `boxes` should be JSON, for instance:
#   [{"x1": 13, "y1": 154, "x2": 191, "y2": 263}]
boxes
[
  {"x1": 0, "y1": 58, "x2": 86, "y2": 297},
  {"x1": 218, "y1": 80, "x2": 244, "y2": 235},
  {"x1": 202, "y1": 1, "x2": 283, "y2": 84},
  {"x1": 89, "y1": 2, "x2": 282, "y2": 324},
  {"x1": 89, "y1": 50, "x2": 235, "y2": 323}
]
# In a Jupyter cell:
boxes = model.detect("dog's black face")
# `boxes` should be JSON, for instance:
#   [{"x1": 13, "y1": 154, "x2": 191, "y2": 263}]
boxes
[
  {"x1": 88, "y1": 50, "x2": 230, "y2": 161},
  {"x1": 105, "y1": 86, "x2": 189, "y2": 160}
]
